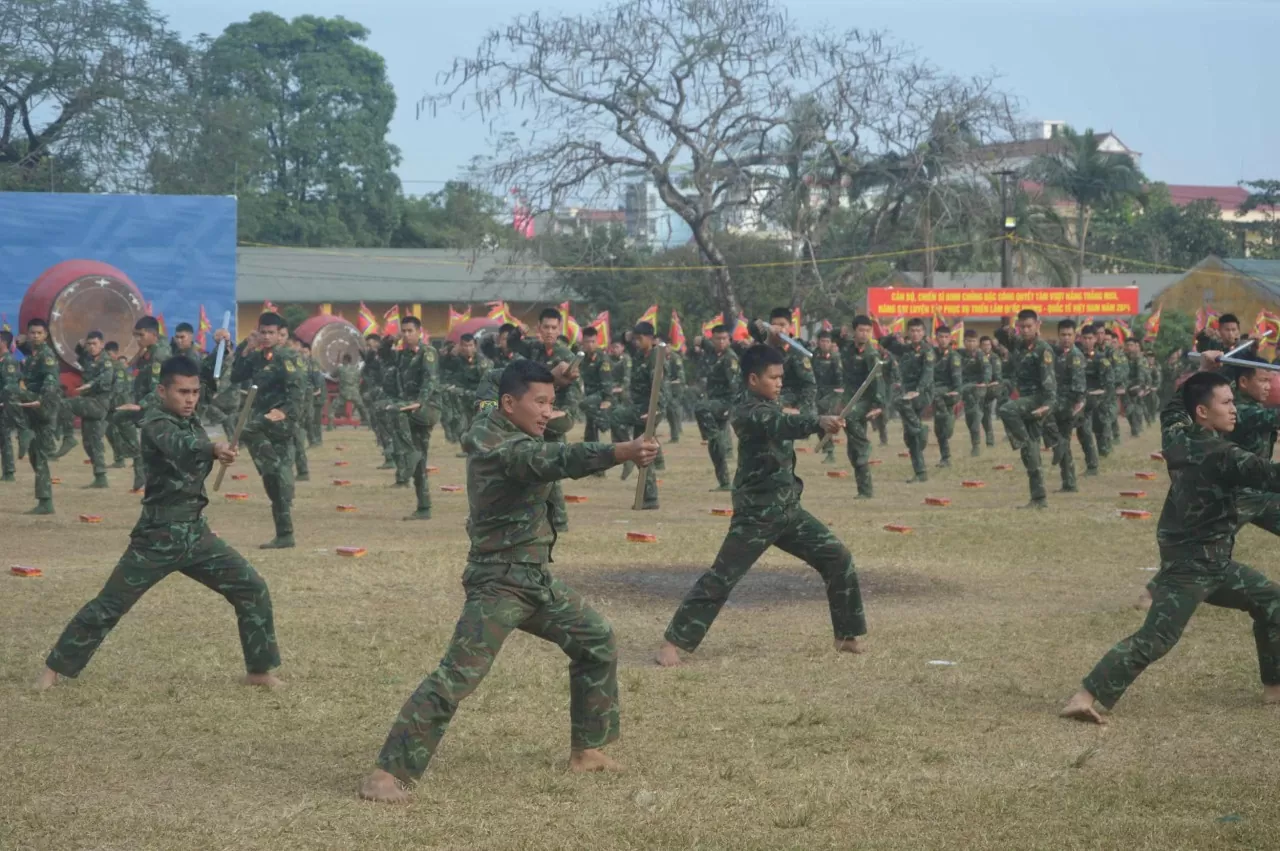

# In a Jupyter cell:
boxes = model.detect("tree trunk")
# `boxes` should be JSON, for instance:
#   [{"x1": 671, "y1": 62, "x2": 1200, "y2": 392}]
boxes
[
  {"x1": 1075, "y1": 204, "x2": 1086, "y2": 288},
  {"x1": 922, "y1": 199, "x2": 935, "y2": 289},
  {"x1": 692, "y1": 221, "x2": 741, "y2": 320}
]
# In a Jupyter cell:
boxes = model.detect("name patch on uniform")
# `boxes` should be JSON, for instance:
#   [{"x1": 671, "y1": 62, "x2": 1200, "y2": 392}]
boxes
[{"x1": 1043, "y1": 350, "x2": 1054, "y2": 364}]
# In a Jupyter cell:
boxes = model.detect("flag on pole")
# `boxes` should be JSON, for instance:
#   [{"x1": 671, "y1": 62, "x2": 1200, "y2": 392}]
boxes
[
  {"x1": 932, "y1": 308, "x2": 949, "y2": 332},
  {"x1": 263, "y1": 300, "x2": 279, "y2": 314},
  {"x1": 670, "y1": 310, "x2": 687, "y2": 353},
  {"x1": 1144, "y1": 306, "x2": 1162, "y2": 340},
  {"x1": 357, "y1": 301, "x2": 379, "y2": 335},
  {"x1": 155, "y1": 313, "x2": 167, "y2": 339},
  {"x1": 197, "y1": 306, "x2": 212, "y2": 349},
  {"x1": 486, "y1": 300, "x2": 517, "y2": 326},
  {"x1": 888, "y1": 316, "x2": 907, "y2": 336},
  {"x1": 950, "y1": 320, "x2": 965, "y2": 342},
  {"x1": 821, "y1": 319, "x2": 833, "y2": 332},
  {"x1": 448, "y1": 305, "x2": 471, "y2": 332},
  {"x1": 589, "y1": 311, "x2": 611, "y2": 349},
  {"x1": 637, "y1": 304, "x2": 658, "y2": 328},
  {"x1": 0, "y1": 313, "x2": 9, "y2": 333},
  {"x1": 559, "y1": 302, "x2": 582, "y2": 345},
  {"x1": 1254, "y1": 310, "x2": 1280, "y2": 360},
  {"x1": 701, "y1": 313, "x2": 725, "y2": 338},
  {"x1": 383, "y1": 305, "x2": 401, "y2": 337},
  {"x1": 871, "y1": 317, "x2": 888, "y2": 339},
  {"x1": 732, "y1": 312, "x2": 751, "y2": 342},
  {"x1": 1195, "y1": 304, "x2": 1220, "y2": 336},
  {"x1": 790, "y1": 306, "x2": 802, "y2": 338},
  {"x1": 1109, "y1": 318, "x2": 1131, "y2": 344},
  {"x1": 145, "y1": 301, "x2": 154, "y2": 316}
]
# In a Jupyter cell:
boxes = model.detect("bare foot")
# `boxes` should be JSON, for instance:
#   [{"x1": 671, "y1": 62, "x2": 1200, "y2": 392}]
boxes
[
  {"x1": 569, "y1": 748, "x2": 623, "y2": 773},
  {"x1": 242, "y1": 672, "x2": 285, "y2": 688},
  {"x1": 34, "y1": 667, "x2": 59, "y2": 692},
  {"x1": 1059, "y1": 689, "x2": 1107, "y2": 725},
  {"x1": 358, "y1": 768, "x2": 410, "y2": 803},
  {"x1": 1264, "y1": 685, "x2": 1280, "y2": 705},
  {"x1": 1134, "y1": 588, "x2": 1152, "y2": 611},
  {"x1": 834, "y1": 638, "x2": 865, "y2": 654},
  {"x1": 654, "y1": 642, "x2": 683, "y2": 668}
]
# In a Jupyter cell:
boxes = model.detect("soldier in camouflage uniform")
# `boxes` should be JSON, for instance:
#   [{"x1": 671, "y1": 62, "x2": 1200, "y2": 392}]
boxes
[
  {"x1": 362, "y1": 334, "x2": 396, "y2": 468},
  {"x1": 284, "y1": 336, "x2": 312, "y2": 481},
  {"x1": 577, "y1": 327, "x2": 614, "y2": 479},
  {"x1": 528, "y1": 309, "x2": 583, "y2": 531},
  {"x1": 837, "y1": 317, "x2": 884, "y2": 498},
  {"x1": 875, "y1": 344, "x2": 895, "y2": 447},
  {"x1": 881, "y1": 318, "x2": 935, "y2": 483},
  {"x1": 112, "y1": 316, "x2": 171, "y2": 492},
  {"x1": 329, "y1": 354, "x2": 368, "y2": 429},
  {"x1": 0, "y1": 330, "x2": 21, "y2": 482},
  {"x1": 1103, "y1": 330, "x2": 1124, "y2": 444},
  {"x1": 997, "y1": 310, "x2": 1057, "y2": 509},
  {"x1": 1088, "y1": 330, "x2": 1116, "y2": 458},
  {"x1": 381, "y1": 316, "x2": 441, "y2": 521},
  {"x1": 695, "y1": 325, "x2": 739, "y2": 491},
  {"x1": 979, "y1": 336, "x2": 1003, "y2": 448},
  {"x1": 225, "y1": 313, "x2": 309, "y2": 549},
  {"x1": 656, "y1": 344, "x2": 866, "y2": 667},
  {"x1": 104, "y1": 342, "x2": 132, "y2": 467},
  {"x1": 664, "y1": 343, "x2": 686, "y2": 444},
  {"x1": 436, "y1": 340, "x2": 464, "y2": 444},
  {"x1": 16, "y1": 319, "x2": 65, "y2": 514},
  {"x1": 66, "y1": 331, "x2": 115, "y2": 488},
  {"x1": 608, "y1": 338, "x2": 636, "y2": 479},
  {"x1": 1144, "y1": 350, "x2": 1162, "y2": 426},
  {"x1": 301, "y1": 342, "x2": 325, "y2": 447},
  {"x1": 763, "y1": 308, "x2": 817, "y2": 417},
  {"x1": 36, "y1": 356, "x2": 281, "y2": 693},
  {"x1": 442, "y1": 333, "x2": 491, "y2": 439},
  {"x1": 1119, "y1": 337, "x2": 1149, "y2": 438},
  {"x1": 1062, "y1": 369, "x2": 1280, "y2": 724},
  {"x1": 959, "y1": 330, "x2": 992, "y2": 456},
  {"x1": 1042, "y1": 319, "x2": 1087, "y2": 493},
  {"x1": 1075, "y1": 324, "x2": 1109, "y2": 476},
  {"x1": 812, "y1": 330, "x2": 843, "y2": 464},
  {"x1": 359, "y1": 359, "x2": 658, "y2": 803},
  {"x1": 931, "y1": 326, "x2": 963, "y2": 468},
  {"x1": 611, "y1": 322, "x2": 664, "y2": 508}
]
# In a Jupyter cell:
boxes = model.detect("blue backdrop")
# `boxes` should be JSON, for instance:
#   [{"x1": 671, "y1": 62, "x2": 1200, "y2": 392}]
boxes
[{"x1": 0, "y1": 193, "x2": 237, "y2": 339}]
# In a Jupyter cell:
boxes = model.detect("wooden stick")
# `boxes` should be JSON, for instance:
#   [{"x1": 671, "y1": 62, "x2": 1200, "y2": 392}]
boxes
[
  {"x1": 633, "y1": 343, "x2": 667, "y2": 510},
  {"x1": 212, "y1": 385, "x2": 258, "y2": 492},
  {"x1": 818, "y1": 359, "x2": 885, "y2": 451}
]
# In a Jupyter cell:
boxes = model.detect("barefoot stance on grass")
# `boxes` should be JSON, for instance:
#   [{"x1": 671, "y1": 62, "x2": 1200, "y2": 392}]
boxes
[
  {"x1": 655, "y1": 642, "x2": 683, "y2": 668},
  {"x1": 359, "y1": 769, "x2": 409, "y2": 804},
  {"x1": 243, "y1": 673, "x2": 285, "y2": 688},
  {"x1": 1060, "y1": 690, "x2": 1107, "y2": 725},
  {"x1": 569, "y1": 748, "x2": 623, "y2": 773},
  {"x1": 835, "y1": 638, "x2": 865, "y2": 654}
]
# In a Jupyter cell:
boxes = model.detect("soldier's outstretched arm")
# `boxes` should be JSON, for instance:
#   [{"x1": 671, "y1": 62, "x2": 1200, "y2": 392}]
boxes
[
  {"x1": 502, "y1": 438, "x2": 621, "y2": 483},
  {"x1": 743, "y1": 405, "x2": 822, "y2": 441}
]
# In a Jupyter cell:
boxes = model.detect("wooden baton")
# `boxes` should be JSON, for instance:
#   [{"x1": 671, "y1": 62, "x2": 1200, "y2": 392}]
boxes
[
  {"x1": 212, "y1": 385, "x2": 258, "y2": 492},
  {"x1": 632, "y1": 343, "x2": 668, "y2": 510},
  {"x1": 818, "y1": 359, "x2": 886, "y2": 451}
]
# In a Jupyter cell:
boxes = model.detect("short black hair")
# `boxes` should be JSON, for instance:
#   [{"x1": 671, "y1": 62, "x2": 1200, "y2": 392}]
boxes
[
  {"x1": 769, "y1": 307, "x2": 792, "y2": 323},
  {"x1": 1182, "y1": 370, "x2": 1231, "y2": 418},
  {"x1": 498, "y1": 323, "x2": 517, "y2": 335},
  {"x1": 1105, "y1": 329, "x2": 1119, "y2": 340},
  {"x1": 105, "y1": 340, "x2": 119, "y2": 353},
  {"x1": 711, "y1": 324, "x2": 729, "y2": 335},
  {"x1": 133, "y1": 316, "x2": 158, "y2": 334},
  {"x1": 817, "y1": 330, "x2": 832, "y2": 340},
  {"x1": 365, "y1": 333, "x2": 381, "y2": 342},
  {"x1": 936, "y1": 325, "x2": 951, "y2": 335},
  {"x1": 964, "y1": 329, "x2": 978, "y2": 339},
  {"x1": 0, "y1": 330, "x2": 13, "y2": 346},
  {"x1": 906, "y1": 318, "x2": 925, "y2": 330},
  {"x1": 1058, "y1": 319, "x2": 1077, "y2": 331},
  {"x1": 634, "y1": 321, "x2": 655, "y2": 337},
  {"x1": 538, "y1": 308, "x2": 561, "y2": 323},
  {"x1": 1232, "y1": 352, "x2": 1270, "y2": 381},
  {"x1": 460, "y1": 332, "x2": 476, "y2": 343},
  {"x1": 979, "y1": 335, "x2": 992, "y2": 344},
  {"x1": 498, "y1": 357, "x2": 556, "y2": 400},
  {"x1": 402, "y1": 315, "x2": 421, "y2": 330},
  {"x1": 740, "y1": 343, "x2": 784, "y2": 381},
  {"x1": 258, "y1": 312, "x2": 285, "y2": 330},
  {"x1": 174, "y1": 322, "x2": 194, "y2": 334},
  {"x1": 1017, "y1": 309, "x2": 1038, "y2": 322},
  {"x1": 1220, "y1": 313, "x2": 1240, "y2": 327},
  {"x1": 580, "y1": 327, "x2": 597, "y2": 339},
  {"x1": 1081, "y1": 324, "x2": 1098, "y2": 335},
  {"x1": 27, "y1": 317, "x2": 49, "y2": 331},
  {"x1": 852, "y1": 316, "x2": 873, "y2": 329},
  {"x1": 159, "y1": 355, "x2": 201, "y2": 386},
  {"x1": 86, "y1": 330, "x2": 104, "y2": 341}
]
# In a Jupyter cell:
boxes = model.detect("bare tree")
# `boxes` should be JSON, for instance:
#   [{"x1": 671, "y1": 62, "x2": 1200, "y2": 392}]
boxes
[{"x1": 424, "y1": 0, "x2": 950, "y2": 319}]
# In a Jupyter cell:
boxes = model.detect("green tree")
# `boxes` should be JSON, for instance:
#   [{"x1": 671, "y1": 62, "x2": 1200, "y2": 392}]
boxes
[
  {"x1": 1238, "y1": 179, "x2": 1280, "y2": 259},
  {"x1": 391, "y1": 182, "x2": 510, "y2": 249},
  {"x1": 1087, "y1": 184, "x2": 1233, "y2": 271},
  {"x1": 1028, "y1": 126, "x2": 1144, "y2": 287}
]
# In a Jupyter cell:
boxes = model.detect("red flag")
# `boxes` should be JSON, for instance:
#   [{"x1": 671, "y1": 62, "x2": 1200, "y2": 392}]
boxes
[
  {"x1": 732, "y1": 313, "x2": 751, "y2": 342},
  {"x1": 821, "y1": 319, "x2": 833, "y2": 332},
  {"x1": 357, "y1": 302, "x2": 379, "y2": 335},
  {"x1": 637, "y1": 304, "x2": 658, "y2": 328},
  {"x1": 701, "y1": 313, "x2": 724, "y2": 338},
  {"x1": 197, "y1": 306, "x2": 212, "y2": 349},
  {"x1": 1109, "y1": 318, "x2": 1131, "y2": 344},
  {"x1": 1194, "y1": 304, "x2": 1220, "y2": 336},
  {"x1": 888, "y1": 316, "x2": 906, "y2": 335},
  {"x1": 155, "y1": 313, "x2": 167, "y2": 339},
  {"x1": 669, "y1": 310, "x2": 687, "y2": 353},
  {"x1": 871, "y1": 317, "x2": 888, "y2": 339},
  {"x1": 589, "y1": 311, "x2": 611, "y2": 349},
  {"x1": 559, "y1": 302, "x2": 582, "y2": 345},
  {"x1": 383, "y1": 305, "x2": 401, "y2": 337},
  {"x1": 790, "y1": 306, "x2": 802, "y2": 338},
  {"x1": 448, "y1": 305, "x2": 471, "y2": 332},
  {"x1": 263, "y1": 300, "x2": 279, "y2": 314},
  {"x1": 950, "y1": 320, "x2": 965, "y2": 342},
  {"x1": 1144, "y1": 306, "x2": 1162, "y2": 340}
]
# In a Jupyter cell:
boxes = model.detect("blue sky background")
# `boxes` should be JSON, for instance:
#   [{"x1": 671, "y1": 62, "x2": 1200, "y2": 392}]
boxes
[{"x1": 165, "y1": 0, "x2": 1275, "y2": 193}]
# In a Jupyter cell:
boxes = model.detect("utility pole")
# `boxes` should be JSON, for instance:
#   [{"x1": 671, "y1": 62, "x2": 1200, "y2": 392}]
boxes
[{"x1": 995, "y1": 170, "x2": 1017, "y2": 288}]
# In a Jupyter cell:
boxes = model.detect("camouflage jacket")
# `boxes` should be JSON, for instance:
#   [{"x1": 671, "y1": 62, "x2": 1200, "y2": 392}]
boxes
[
  {"x1": 1122, "y1": 354, "x2": 1148, "y2": 394},
  {"x1": 1007, "y1": 337, "x2": 1057, "y2": 409},
  {"x1": 132, "y1": 340, "x2": 172, "y2": 406},
  {"x1": 1080, "y1": 346, "x2": 1113, "y2": 394},
  {"x1": 171, "y1": 345, "x2": 203, "y2": 370},
  {"x1": 308, "y1": 361, "x2": 326, "y2": 400},
  {"x1": 0, "y1": 350, "x2": 20, "y2": 404},
  {"x1": 443, "y1": 352, "x2": 492, "y2": 394},
  {"x1": 933, "y1": 344, "x2": 963, "y2": 397},
  {"x1": 780, "y1": 345, "x2": 817, "y2": 414},
  {"x1": 77, "y1": 350, "x2": 115, "y2": 401},
  {"x1": 1053, "y1": 343, "x2": 1087, "y2": 410},
  {"x1": 579, "y1": 349, "x2": 615, "y2": 400},
  {"x1": 388, "y1": 341, "x2": 440, "y2": 407},
  {"x1": 730, "y1": 392, "x2": 822, "y2": 514},
  {"x1": 230, "y1": 342, "x2": 307, "y2": 420},
  {"x1": 839, "y1": 340, "x2": 882, "y2": 408},
  {"x1": 1158, "y1": 394, "x2": 1280, "y2": 556},
  {"x1": 960, "y1": 348, "x2": 992, "y2": 391},
  {"x1": 463, "y1": 408, "x2": 617, "y2": 564},
  {"x1": 18, "y1": 342, "x2": 62, "y2": 405},
  {"x1": 628, "y1": 346, "x2": 663, "y2": 413},
  {"x1": 704, "y1": 347, "x2": 740, "y2": 403},
  {"x1": 611, "y1": 352, "x2": 632, "y2": 399},
  {"x1": 881, "y1": 337, "x2": 934, "y2": 395},
  {"x1": 529, "y1": 341, "x2": 582, "y2": 412},
  {"x1": 361, "y1": 349, "x2": 383, "y2": 393},
  {"x1": 111, "y1": 358, "x2": 132, "y2": 406},
  {"x1": 812, "y1": 351, "x2": 843, "y2": 394},
  {"x1": 1230, "y1": 392, "x2": 1280, "y2": 461},
  {"x1": 988, "y1": 352, "x2": 1004, "y2": 385},
  {"x1": 137, "y1": 405, "x2": 214, "y2": 522},
  {"x1": 337, "y1": 363, "x2": 362, "y2": 395}
]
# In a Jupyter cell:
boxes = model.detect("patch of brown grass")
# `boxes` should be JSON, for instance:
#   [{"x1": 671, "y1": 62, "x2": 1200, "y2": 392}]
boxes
[{"x1": 2, "y1": 422, "x2": 1278, "y2": 849}]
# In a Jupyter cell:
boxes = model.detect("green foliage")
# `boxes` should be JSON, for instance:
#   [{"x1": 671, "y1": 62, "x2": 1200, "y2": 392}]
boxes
[
  {"x1": 1135, "y1": 308, "x2": 1194, "y2": 360},
  {"x1": 391, "y1": 183, "x2": 510, "y2": 249},
  {"x1": 278, "y1": 304, "x2": 312, "y2": 334},
  {"x1": 1238, "y1": 179, "x2": 1280, "y2": 259},
  {"x1": 1088, "y1": 184, "x2": 1233, "y2": 271}
]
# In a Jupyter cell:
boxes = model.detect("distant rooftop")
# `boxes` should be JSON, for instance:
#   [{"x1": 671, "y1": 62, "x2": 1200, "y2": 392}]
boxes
[{"x1": 1165, "y1": 185, "x2": 1276, "y2": 215}]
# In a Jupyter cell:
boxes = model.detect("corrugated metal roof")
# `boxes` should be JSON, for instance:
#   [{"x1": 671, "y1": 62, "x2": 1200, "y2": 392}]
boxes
[
  {"x1": 236, "y1": 247, "x2": 560, "y2": 303},
  {"x1": 1224, "y1": 257, "x2": 1280, "y2": 290}
]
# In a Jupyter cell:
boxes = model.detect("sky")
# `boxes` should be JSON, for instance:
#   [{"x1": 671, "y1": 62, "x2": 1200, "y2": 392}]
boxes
[{"x1": 165, "y1": 0, "x2": 1276, "y2": 193}]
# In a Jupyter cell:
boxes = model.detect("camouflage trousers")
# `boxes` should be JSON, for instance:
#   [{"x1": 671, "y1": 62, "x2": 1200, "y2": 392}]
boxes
[
  {"x1": 292, "y1": 421, "x2": 310, "y2": 478},
  {"x1": 895, "y1": 392, "x2": 930, "y2": 477},
  {"x1": 844, "y1": 400, "x2": 877, "y2": 498},
  {"x1": 664, "y1": 504, "x2": 866, "y2": 652},
  {"x1": 1123, "y1": 393, "x2": 1145, "y2": 437},
  {"x1": 65, "y1": 396, "x2": 109, "y2": 477},
  {"x1": 111, "y1": 407, "x2": 146, "y2": 489},
  {"x1": 816, "y1": 392, "x2": 842, "y2": 460},
  {"x1": 376, "y1": 561, "x2": 619, "y2": 783},
  {"x1": 328, "y1": 389, "x2": 368, "y2": 428},
  {"x1": 1042, "y1": 405, "x2": 1084, "y2": 492},
  {"x1": 45, "y1": 516, "x2": 279, "y2": 677},
  {"x1": 386, "y1": 402, "x2": 437, "y2": 514},
  {"x1": 932, "y1": 393, "x2": 959, "y2": 463},
  {"x1": 694, "y1": 399, "x2": 732, "y2": 488},
  {"x1": 1, "y1": 402, "x2": 20, "y2": 476},
  {"x1": 1083, "y1": 553, "x2": 1280, "y2": 709},
  {"x1": 983, "y1": 383, "x2": 1010, "y2": 447},
  {"x1": 241, "y1": 417, "x2": 296, "y2": 539},
  {"x1": 1093, "y1": 396, "x2": 1115, "y2": 457},
  {"x1": 23, "y1": 403, "x2": 60, "y2": 501},
  {"x1": 309, "y1": 397, "x2": 324, "y2": 446},
  {"x1": 998, "y1": 397, "x2": 1047, "y2": 502},
  {"x1": 961, "y1": 387, "x2": 986, "y2": 449}
]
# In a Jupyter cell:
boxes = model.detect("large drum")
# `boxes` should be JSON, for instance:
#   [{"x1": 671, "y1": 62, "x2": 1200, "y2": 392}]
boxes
[
  {"x1": 295, "y1": 314, "x2": 363, "y2": 380},
  {"x1": 18, "y1": 259, "x2": 147, "y2": 370}
]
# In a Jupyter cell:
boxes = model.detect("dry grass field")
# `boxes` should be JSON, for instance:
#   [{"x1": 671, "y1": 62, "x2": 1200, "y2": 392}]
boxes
[{"x1": 3, "y1": 417, "x2": 1279, "y2": 850}]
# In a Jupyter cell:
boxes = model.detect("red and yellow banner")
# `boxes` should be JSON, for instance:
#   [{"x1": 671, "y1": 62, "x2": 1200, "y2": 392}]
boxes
[{"x1": 867, "y1": 287, "x2": 1141, "y2": 319}]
